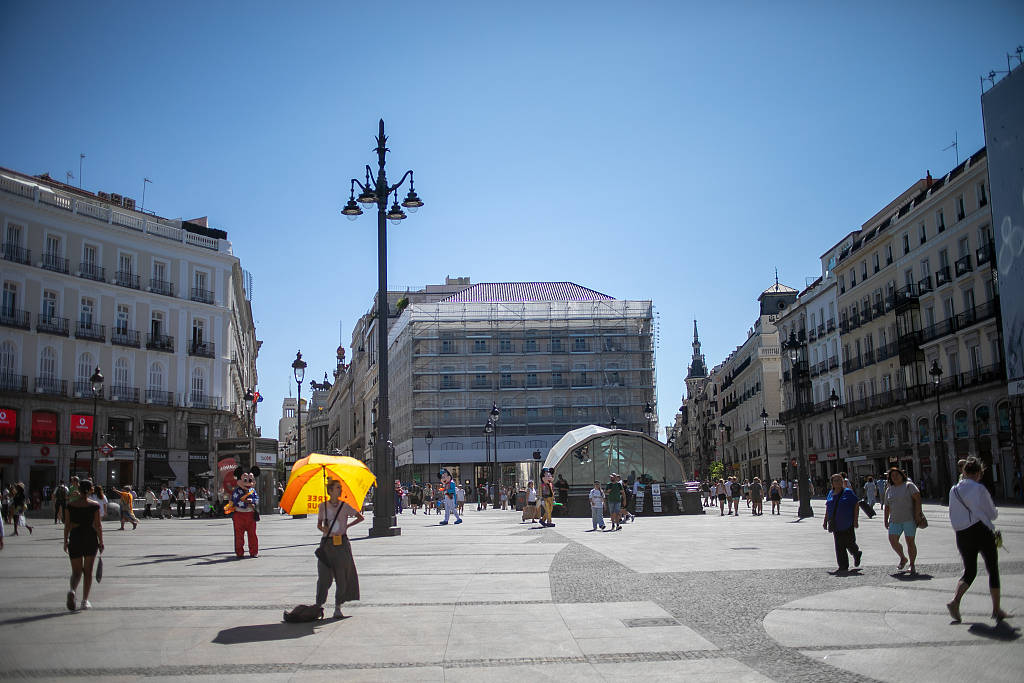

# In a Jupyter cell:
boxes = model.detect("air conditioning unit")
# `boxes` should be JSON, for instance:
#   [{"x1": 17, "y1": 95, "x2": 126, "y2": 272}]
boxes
[
  {"x1": 123, "y1": 197, "x2": 136, "y2": 210},
  {"x1": 110, "y1": 193, "x2": 123, "y2": 205},
  {"x1": 97, "y1": 191, "x2": 110, "y2": 200}
]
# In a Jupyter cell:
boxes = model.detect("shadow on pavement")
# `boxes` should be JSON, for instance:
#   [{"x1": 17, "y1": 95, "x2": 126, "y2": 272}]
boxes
[
  {"x1": 213, "y1": 622, "x2": 321, "y2": 644},
  {"x1": 0, "y1": 612, "x2": 73, "y2": 626},
  {"x1": 891, "y1": 572, "x2": 934, "y2": 581},
  {"x1": 967, "y1": 621, "x2": 1021, "y2": 641}
]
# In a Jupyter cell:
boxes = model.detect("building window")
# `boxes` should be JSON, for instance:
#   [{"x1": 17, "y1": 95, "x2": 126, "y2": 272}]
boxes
[
  {"x1": 190, "y1": 367, "x2": 206, "y2": 404},
  {"x1": 524, "y1": 337, "x2": 538, "y2": 352},
  {"x1": 116, "y1": 304, "x2": 130, "y2": 333},
  {"x1": 148, "y1": 362, "x2": 164, "y2": 391},
  {"x1": 573, "y1": 337, "x2": 587, "y2": 352},
  {"x1": 902, "y1": 233, "x2": 910, "y2": 254},
  {"x1": 975, "y1": 405, "x2": 991, "y2": 436},
  {"x1": 80, "y1": 297, "x2": 94, "y2": 326},
  {"x1": 953, "y1": 410, "x2": 969, "y2": 439},
  {"x1": 937, "y1": 209, "x2": 946, "y2": 232},
  {"x1": 473, "y1": 339, "x2": 487, "y2": 354},
  {"x1": 2, "y1": 282, "x2": 17, "y2": 315},
  {"x1": 919, "y1": 223, "x2": 927, "y2": 244},
  {"x1": 42, "y1": 290, "x2": 58, "y2": 321},
  {"x1": 873, "y1": 253, "x2": 880, "y2": 273},
  {"x1": 39, "y1": 346, "x2": 57, "y2": 380},
  {"x1": 499, "y1": 336, "x2": 512, "y2": 353},
  {"x1": 551, "y1": 372, "x2": 563, "y2": 387},
  {"x1": 886, "y1": 245, "x2": 893, "y2": 265},
  {"x1": 977, "y1": 182, "x2": 988, "y2": 208},
  {"x1": 860, "y1": 261, "x2": 867, "y2": 281}
]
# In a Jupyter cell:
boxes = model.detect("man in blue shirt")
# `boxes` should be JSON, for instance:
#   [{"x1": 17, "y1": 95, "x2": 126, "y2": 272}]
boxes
[{"x1": 824, "y1": 473, "x2": 861, "y2": 573}]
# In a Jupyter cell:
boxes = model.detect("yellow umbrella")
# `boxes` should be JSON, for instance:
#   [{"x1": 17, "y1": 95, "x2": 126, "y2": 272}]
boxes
[{"x1": 280, "y1": 453, "x2": 377, "y2": 515}]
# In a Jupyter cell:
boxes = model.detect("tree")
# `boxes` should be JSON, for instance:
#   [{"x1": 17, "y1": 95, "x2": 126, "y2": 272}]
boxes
[{"x1": 709, "y1": 460, "x2": 725, "y2": 481}]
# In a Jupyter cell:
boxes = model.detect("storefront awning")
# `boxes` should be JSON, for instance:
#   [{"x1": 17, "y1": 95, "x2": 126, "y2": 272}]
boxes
[{"x1": 145, "y1": 459, "x2": 176, "y2": 481}]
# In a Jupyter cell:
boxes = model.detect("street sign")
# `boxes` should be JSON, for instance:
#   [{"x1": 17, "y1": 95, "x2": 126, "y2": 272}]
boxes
[
  {"x1": 808, "y1": 454, "x2": 818, "y2": 462},
  {"x1": 100, "y1": 443, "x2": 113, "y2": 455}
]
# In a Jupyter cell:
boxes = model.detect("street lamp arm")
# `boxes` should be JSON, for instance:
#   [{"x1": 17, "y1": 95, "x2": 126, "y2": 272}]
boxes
[{"x1": 388, "y1": 169, "x2": 415, "y2": 194}]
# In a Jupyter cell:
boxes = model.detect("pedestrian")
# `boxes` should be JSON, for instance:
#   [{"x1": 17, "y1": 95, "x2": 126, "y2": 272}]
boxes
[
  {"x1": 715, "y1": 479, "x2": 727, "y2": 516},
  {"x1": 438, "y1": 469, "x2": 462, "y2": 525},
  {"x1": 500, "y1": 485, "x2": 509, "y2": 510},
  {"x1": 476, "y1": 482, "x2": 487, "y2": 511},
  {"x1": 423, "y1": 483, "x2": 435, "y2": 515},
  {"x1": 63, "y1": 479, "x2": 103, "y2": 611},
  {"x1": 824, "y1": 473, "x2": 862, "y2": 573},
  {"x1": 1, "y1": 485, "x2": 10, "y2": 525},
  {"x1": 587, "y1": 480, "x2": 606, "y2": 531},
  {"x1": 769, "y1": 479, "x2": 782, "y2": 515},
  {"x1": 523, "y1": 480, "x2": 538, "y2": 523},
  {"x1": 144, "y1": 487, "x2": 156, "y2": 518},
  {"x1": 946, "y1": 457, "x2": 1008, "y2": 622},
  {"x1": 11, "y1": 483, "x2": 32, "y2": 535},
  {"x1": 841, "y1": 471, "x2": 852, "y2": 491},
  {"x1": 605, "y1": 473, "x2": 626, "y2": 531},
  {"x1": 188, "y1": 487, "x2": 197, "y2": 518},
  {"x1": 455, "y1": 484, "x2": 466, "y2": 514},
  {"x1": 730, "y1": 477, "x2": 742, "y2": 516},
  {"x1": 701, "y1": 481, "x2": 711, "y2": 507},
  {"x1": 884, "y1": 468, "x2": 923, "y2": 574},
  {"x1": 53, "y1": 480, "x2": 68, "y2": 524},
  {"x1": 742, "y1": 479, "x2": 751, "y2": 508},
  {"x1": 109, "y1": 484, "x2": 138, "y2": 530},
  {"x1": 159, "y1": 484, "x2": 173, "y2": 519},
  {"x1": 538, "y1": 468, "x2": 556, "y2": 527},
  {"x1": 864, "y1": 476, "x2": 877, "y2": 508},
  {"x1": 175, "y1": 487, "x2": 186, "y2": 517},
  {"x1": 91, "y1": 485, "x2": 109, "y2": 520},
  {"x1": 749, "y1": 477, "x2": 764, "y2": 516},
  {"x1": 556, "y1": 473, "x2": 570, "y2": 508},
  {"x1": 876, "y1": 475, "x2": 887, "y2": 510},
  {"x1": 315, "y1": 478, "x2": 363, "y2": 619}
]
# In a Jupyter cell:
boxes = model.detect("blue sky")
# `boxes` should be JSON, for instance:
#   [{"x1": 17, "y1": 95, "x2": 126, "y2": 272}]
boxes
[{"x1": 1, "y1": 2, "x2": 1021, "y2": 439}]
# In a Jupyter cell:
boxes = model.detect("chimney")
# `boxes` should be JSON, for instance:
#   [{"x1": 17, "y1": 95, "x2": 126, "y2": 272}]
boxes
[{"x1": 926, "y1": 170, "x2": 933, "y2": 187}]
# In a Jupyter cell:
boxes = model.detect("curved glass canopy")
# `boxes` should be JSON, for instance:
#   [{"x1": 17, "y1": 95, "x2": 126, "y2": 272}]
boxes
[{"x1": 543, "y1": 425, "x2": 687, "y2": 486}]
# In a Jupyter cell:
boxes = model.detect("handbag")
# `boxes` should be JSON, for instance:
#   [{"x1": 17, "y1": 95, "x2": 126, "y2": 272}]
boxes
[
  {"x1": 315, "y1": 503, "x2": 345, "y2": 566},
  {"x1": 953, "y1": 486, "x2": 999, "y2": 545},
  {"x1": 95, "y1": 554, "x2": 103, "y2": 583}
]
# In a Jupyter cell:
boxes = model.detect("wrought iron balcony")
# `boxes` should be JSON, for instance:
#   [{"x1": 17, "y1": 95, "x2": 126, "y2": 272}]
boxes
[
  {"x1": 826, "y1": 318, "x2": 836, "y2": 332},
  {"x1": 190, "y1": 287, "x2": 215, "y2": 305},
  {"x1": 37, "y1": 314, "x2": 69, "y2": 336},
  {"x1": 72, "y1": 380, "x2": 99, "y2": 398},
  {"x1": 935, "y1": 266, "x2": 952, "y2": 286},
  {"x1": 189, "y1": 394, "x2": 221, "y2": 410},
  {"x1": 115, "y1": 270, "x2": 140, "y2": 289},
  {"x1": 75, "y1": 320, "x2": 105, "y2": 342},
  {"x1": 1, "y1": 243, "x2": 31, "y2": 265},
  {"x1": 145, "y1": 389, "x2": 175, "y2": 406},
  {"x1": 109, "y1": 385, "x2": 139, "y2": 402},
  {"x1": 149, "y1": 278, "x2": 175, "y2": 297},
  {"x1": 34, "y1": 377, "x2": 67, "y2": 396},
  {"x1": 79, "y1": 262, "x2": 105, "y2": 282},
  {"x1": 112, "y1": 328, "x2": 141, "y2": 348},
  {"x1": 0, "y1": 373, "x2": 27, "y2": 392},
  {"x1": 146, "y1": 333, "x2": 175, "y2": 353},
  {"x1": 955, "y1": 255, "x2": 973, "y2": 277},
  {"x1": 41, "y1": 252, "x2": 69, "y2": 274},
  {"x1": 917, "y1": 276, "x2": 932, "y2": 294},
  {"x1": 976, "y1": 244, "x2": 992, "y2": 266},
  {"x1": 188, "y1": 340, "x2": 216, "y2": 358}
]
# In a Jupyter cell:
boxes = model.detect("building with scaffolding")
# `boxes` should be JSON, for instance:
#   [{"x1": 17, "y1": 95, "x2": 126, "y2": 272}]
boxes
[{"x1": 324, "y1": 280, "x2": 656, "y2": 489}]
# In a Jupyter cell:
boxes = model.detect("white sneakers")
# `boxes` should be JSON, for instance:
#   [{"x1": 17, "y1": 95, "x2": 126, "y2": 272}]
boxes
[{"x1": 80, "y1": 600, "x2": 92, "y2": 610}]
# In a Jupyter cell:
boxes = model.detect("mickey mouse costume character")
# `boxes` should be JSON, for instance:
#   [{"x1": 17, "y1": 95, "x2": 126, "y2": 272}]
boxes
[
  {"x1": 226, "y1": 465, "x2": 260, "y2": 558},
  {"x1": 539, "y1": 468, "x2": 556, "y2": 527}
]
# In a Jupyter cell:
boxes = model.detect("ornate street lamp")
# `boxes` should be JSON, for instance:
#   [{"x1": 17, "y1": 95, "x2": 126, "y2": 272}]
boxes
[
  {"x1": 342, "y1": 120, "x2": 423, "y2": 538},
  {"x1": 609, "y1": 417, "x2": 617, "y2": 430},
  {"x1": 930, "y1": 360, "x2": 951, "y2": 504},
  {"x1": 644, "y1": 402, "x2": 654, "y2": 437},
  {"x1": 292, "y1": 351, "x2": 306, "y2": 465},
  {"x1": 484, "y1": 420, "x2": 494, "y2": 497},
  {"x1": 829, "y1": 388, "x2": 842, "y2": 473},
  {"x1": 425, "y1": 430, "x2": 433, "y2": 479},
  {"x1": 89, "y1": 366, "x2": 104, "y2": 480},
  {"x1": 761, "y1": 408, "x2": 770, "y2": 480},
  {"x1": 489, "y1": 403, "x2": 500, "y2": 490},
  {"x1": 783, "y1": 330, "x2": 814, "y2": 518}
]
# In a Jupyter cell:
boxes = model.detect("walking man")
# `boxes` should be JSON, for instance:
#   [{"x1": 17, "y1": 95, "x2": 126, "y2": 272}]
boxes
[
  {"x1": 605, "y1": 473, "x2": 626, "y2": 531},
  {"x1": 824, "y1": 473, "x2": 862, "y2": 573},
  {"x1": 53, "y1": 480, "x2": 68, "y2": 524},
  {"x1": 588, "y1": 481, "x2": 606, "y2": 531}
]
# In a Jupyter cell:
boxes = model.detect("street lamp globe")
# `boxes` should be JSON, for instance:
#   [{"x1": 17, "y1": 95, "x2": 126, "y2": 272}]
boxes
[
  {"x1": 760, "y1": 408, "x2": 769, "y2": 428},
  {"x1": 341, "y1": 198, "x2": 363, "y2": 221},
  {"x1": 490, "y1": 402, "x2": 500, "y2": 423},
  {"x1": 929, "y1": 360, "x2": 943, "y2": 385},
  {"x1": 786, "y1": 331, "x2": 799, "y2": 364},
  {"x1": 718, "y1": 420, "x2": 725, "y2": 433},
  {"x1": 609, "y1": 417, "x2": 617, "y2": 429},
  {"x1": 90, "y1": 366, "x2": 104, "y2": 395},
  {"x1": 292, "y1": 351, "x2": 307, "y2": 384},
  {"x1": 829, "y1": 388, "x2": 840, "y2": 410},
  {"x1": 644, "y1": 402, "x2": 653, "y2": 421},
  {"x1": 386, "y1": 197, "x2": 407, "y2": 225},
  {"x1": 483, "y1": 421, "x2": 494, "y2": 435},
  {"x1": 425, "y1": 431, "x2": 433, "y2": 446},
  {"x1": 401, "y1": 187, "x2": 424, "y2": 213}
]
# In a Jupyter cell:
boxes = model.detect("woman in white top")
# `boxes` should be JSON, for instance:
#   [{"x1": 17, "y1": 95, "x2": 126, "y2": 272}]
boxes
[
  {"x1": 946, "y1": 457, "x2": 1006, "y2": 622},
  {"x1": 90, "y1": 485, "x2": 108, "y2": 519},
  {"x1": 316, "y1": 478, "x2": 364, "y2": 619},
  {"x1": 523, "y1": 481, "x2": 538, "y2": 523}
]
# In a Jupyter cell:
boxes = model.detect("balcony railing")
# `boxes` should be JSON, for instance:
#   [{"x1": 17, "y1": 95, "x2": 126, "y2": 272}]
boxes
[
  {"x1": 75, "y1": 320, "x2": 105, "y2": 342},
  {"x1": 79, "y1": 262, "x2": 105, "y2": 282},
  {"x1": 145, "y1": 389, "x2": 175, "y2": 406},
  {"x1": 149, "y1": 278, "x2": 175, "y2": 297},
  {"x1": 976, "y1": 244, "x2": 992, "y2": 266},
  {"x1": 0, "y1": 373, "x2": 27, "y2": 392},
  {"x1": 808, "y1": 328, "x2": 817, "y2": 342},
  {"x1": 843, "y1": 364, "x2": 1005, "y2": 419},
  {"x1": 828, "y1": 356, "x2": 839, "y2": 369},
  {"x1": 1, "y1": 243, "x2": 31, "y2": 265},
  {"x1": 188, "y1": 340, "x2": 216, "y2": 358},
  {"x1": 826, "y1": 318, "x2": 836, "y2": 332},
  {"x1": 955, "y1": 255, "x2": 973, "y2": 277},
  {"x1": 917, "y1": 298, "x2": 999, "y2": 345},
  {"x1": 109, "y1": 385, "x2": 139, "y2": 402},
  {"x1": 146, "y1": 333, "x2": 175, "y2": 353},
  {"x1": 112, "y1": 328, "x2": 141, "y2": 348},
  {"x1": 35, "y1": 377, "x2": 67, "y2": 396},
  {"x1": 917, "y1": 276, "x2": 932, "y2": 294},
  {"x1": 41, "y1": 253, "x2": 69, "y2": 274},
  {"x1": 114, "y1": 271, "x2": 140, "y2": 289},
  {"x1": 72, "y1": 380, "x2": 99, "y2": 398},
  {"x1": 37, "y1": 314, "x2": 69, "y2": 336},
  {"x1": 894, "y1": 284, "x2": 919, "y2": 310},
  {"x1": 935, "y1": 266, "x2": 951, "y2": 286},
  {"x1": 190, "y1": 287, "x2": 215, "y2": 305},
  {"x1": 189, "y1": 394, "x2": 221, "y2": 410}
]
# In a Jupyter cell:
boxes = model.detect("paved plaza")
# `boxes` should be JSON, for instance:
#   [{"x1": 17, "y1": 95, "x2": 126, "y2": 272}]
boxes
[{"x1": 1, "y1": 499, "x2": 1022, "y2": 681}]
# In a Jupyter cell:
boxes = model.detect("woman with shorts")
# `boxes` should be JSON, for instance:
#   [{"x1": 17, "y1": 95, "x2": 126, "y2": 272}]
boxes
[
  {"x1": 64, "y1": 479, "x2": 104, "y2": 610},
  {"x1": 883, "y1": 468, "x2": 923, "y2": 574}
]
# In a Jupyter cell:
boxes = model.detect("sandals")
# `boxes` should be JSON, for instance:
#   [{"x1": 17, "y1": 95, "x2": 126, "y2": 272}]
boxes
[
  {"x1": 946, "y1": 602, "x2": 961, "y2": 622},
  {"x1": 993, "y1": 609, "x2": 1010, "y2": 621},
  {"x1": 897, "y1": 558, "x2": 908, "y2": 571}
]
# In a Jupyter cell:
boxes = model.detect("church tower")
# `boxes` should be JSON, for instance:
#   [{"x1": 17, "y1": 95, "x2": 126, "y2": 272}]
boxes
[{"x1": 685, "y1": 320, "x2": 707, "y2": 399}]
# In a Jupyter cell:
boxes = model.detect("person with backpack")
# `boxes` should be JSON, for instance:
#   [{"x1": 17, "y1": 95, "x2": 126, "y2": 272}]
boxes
[
  {"x1": 53, "y1": 480, "x2": 68, "y2": 524},
  {"x1": 729, "y1": 477, "x2": 742, "y2": 516}
]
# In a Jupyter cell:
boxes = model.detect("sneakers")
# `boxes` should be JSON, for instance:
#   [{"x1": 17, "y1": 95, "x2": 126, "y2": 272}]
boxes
[
  {"x1": 333, "y1": 605, "x2": 344, "y2": 619},
  {"x1": 439, "y1": 521, "x2": 448, "y2": 525},
  {"x1": 854, "y1": 550, "x2": 862, "y2": 567},
  {"x1": 599, "y1": 525, "x2": 606, "y2": 530},
  {"x1": 453, "y1": 519, "x2": 463, "y2": 524},
  {"x1": 66, "y1": 591, "x2": 76, "y2": 611},
  {"x1": 80, "y1": 600, "x2": 91, "y2": 610}
]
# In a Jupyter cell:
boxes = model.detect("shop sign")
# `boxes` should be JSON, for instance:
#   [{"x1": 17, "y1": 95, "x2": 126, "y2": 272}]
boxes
[
  {"x1": 70, "y1": 414, "x2": 93, "y2": 436},
  {"x1": 255, "y1": 451, "x2": 276, "y2": 466},
  {"x1": 826, "y1": 452, "x2": 837, "y2": 459},
  {"x1": 0, "y1": 409, "x2": 17, "y2": 434},
  {"x1": 808, "y1": 454, "x2": 818, "y2": 462},
  {"x1": 31, "y1": 411, "x2": 58, "y2": 444}
]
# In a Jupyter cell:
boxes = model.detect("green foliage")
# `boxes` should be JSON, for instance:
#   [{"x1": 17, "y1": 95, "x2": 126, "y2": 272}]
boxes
[{"x1": 709, "y1": 460, "x2": 725, "y2": 481}]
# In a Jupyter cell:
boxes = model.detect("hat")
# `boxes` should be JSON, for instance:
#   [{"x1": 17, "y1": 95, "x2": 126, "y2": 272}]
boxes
[{"x1": 609, "y1": 472, "x2": 619, "y2": 478}]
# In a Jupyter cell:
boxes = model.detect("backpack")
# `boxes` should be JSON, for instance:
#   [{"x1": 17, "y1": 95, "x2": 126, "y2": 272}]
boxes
[
  {"x1": 731, "y1": 482, "x2": 741, "y2": 497},
  {"x1": 283, "y1": 604, "x2": 324, "y2": 623}
]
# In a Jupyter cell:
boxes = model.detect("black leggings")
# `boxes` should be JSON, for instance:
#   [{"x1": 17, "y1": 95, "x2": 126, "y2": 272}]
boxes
[{"x1": 956, "y1": 521, "x2": 1000, "y2": 589}]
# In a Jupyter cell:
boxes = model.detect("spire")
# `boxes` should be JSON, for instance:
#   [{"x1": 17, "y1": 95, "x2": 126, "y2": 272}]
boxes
[
  {"x1": 693, "y1": 319, "x2": 699, "y2": 343},
  {"x1": 687, "y1": 319, "x2": 707, "y2": 379}
]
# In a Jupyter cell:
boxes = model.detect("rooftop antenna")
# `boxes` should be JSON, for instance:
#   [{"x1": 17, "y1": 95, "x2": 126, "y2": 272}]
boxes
[
  {"x1": 65, "y1": 171, "x2": 74, "y2": 185},
  {"x1": 942, "y1": 131, "x2": 959, "y2": 166},
  {"x1": 78, "y1": 154, "x2": 85, "y2": 188},
  {"x1": 141, "y1": 177, "x2": 152, "y2": 212},
  {"x1": 1010, "y1": 45, "x2": 1023, "y2": 71},
  {"x1": 288, "y1": 375, "x2": 293, "y2": 398},
  {"x1": 774, "y1": 268, "x2": 779, "y2": 287}
]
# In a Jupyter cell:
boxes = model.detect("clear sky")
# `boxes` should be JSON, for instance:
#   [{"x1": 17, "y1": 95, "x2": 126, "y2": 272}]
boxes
[{"x1": 1, "y1": 2, "x2": 1021, "y2": 439}]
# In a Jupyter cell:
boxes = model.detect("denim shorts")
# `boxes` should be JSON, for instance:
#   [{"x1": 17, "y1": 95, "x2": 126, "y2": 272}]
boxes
[
  {"x1": 608, "y1": 501, "x2": 622, "y2": 514},
  {"x1": 888, "y1": 520, "x2": 917, "y2": 538}
]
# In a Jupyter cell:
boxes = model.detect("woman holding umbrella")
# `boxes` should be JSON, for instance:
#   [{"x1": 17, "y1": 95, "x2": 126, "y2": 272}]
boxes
[{"x1": 316, "y1": 477, "x2": 363, "y2": 619}]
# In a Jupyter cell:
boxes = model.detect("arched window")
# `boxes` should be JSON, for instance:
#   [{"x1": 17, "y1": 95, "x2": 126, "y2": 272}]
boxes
[
  {"x1": 76, "y1": 352, "x2": 95, "y2": 383},
  {"x1": 190, "y1": 367, "x2": 206, "y2": 404},
  {"x1": 39, "y1": 346, "x2": 57, "y2": 379},
  {"x1": 997, "y1": 402, "x2": 1011, "y2": 434},
  {"x1": 114, "y1": 357, "x2": 130, "y2": 388},
  {"x1": 917, "y1": 418, "x2": 930, "y2": 444},
  {"x1": 886, "y1": 422, "x2": 896, "y2": 447},
  {"x1": 974, "y1": 405, "x2": 991, "y2": 436},
  {"x1": 898, "y1": 419, "x2": 910, "y2": 445},
  {"x1": 873, "y1": 426, "x2": 883, "y2": 449},
  {"x1": 0, "y1": 340, "x2": 16, "y2": 375},
  {"x1": 953, "y1": 410, "x2": 969, "y2": 439},
  {"x1": 148, "y1": 362, "x2": 164, "y2": 391}
]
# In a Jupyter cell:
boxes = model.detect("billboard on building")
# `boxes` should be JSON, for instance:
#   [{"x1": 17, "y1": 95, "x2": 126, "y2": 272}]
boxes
[{"x1": 982, "y1": 63, "x2": 1024, "y2": 394}]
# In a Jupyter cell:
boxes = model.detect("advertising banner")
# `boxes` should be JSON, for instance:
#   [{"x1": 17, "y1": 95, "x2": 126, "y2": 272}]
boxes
[
  {"x1": 217, "y1": 457, "x2": 238, "y2": 498},
  {"x1": 0, "y1": 408, "x2": 16, "y2": 437},
  {"x1": 31, "y1": 411, "x2": 58, "y2": 443},
  {"x1": 982, "y1": 64, "x2": 1024, "y2": 394}
]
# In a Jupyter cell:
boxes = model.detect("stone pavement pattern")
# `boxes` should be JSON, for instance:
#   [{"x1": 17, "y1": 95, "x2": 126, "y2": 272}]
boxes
[{"x1": 0, "y1": 499, "x2": 1022, "y2": 681}]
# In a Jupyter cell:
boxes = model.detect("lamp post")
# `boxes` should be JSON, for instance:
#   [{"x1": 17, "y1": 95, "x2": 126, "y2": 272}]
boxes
[
  {"x1": 341, "y1": 120, "x2": 422, "y2": 538},
  {"x1": 484, "y1": 420, "x2": 494, "y2": 500},
  {"x1": 243, "y1": 388, "x2": 257, "y2": 471},
  {"x1": 718, "y1": 420, "x2": 726, "y2": 474},
  {"x1": 829, "y1": 388, "x2": 841, "y2": 474},
  {"x1": 644, "y1": 402, "x2": 654, "y2": 437},
  {"x1": 784, "y1": 331, "x2": 814, "y2": 518},
  {"x1": 425, "y1": 430, "x2": 433, "y2": 481},
  {"x1": 930, "y1": 360, "x2": 951, "y2": 504},
  {"x1": 292, "y1": 352, "x2": 306, "y2": 464},
  {"x1": 745, "y1": 424, "x2": 751, "y2": 479},
  {"x1": 89, "y1": 366, "x2": 103, "y2": 480},
  {"x1": 761, "y1": 408, "x2": 770, "y2": 480},
  {"x1": 489, "y1": 403, "x2": 500, "y2": 492}
]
